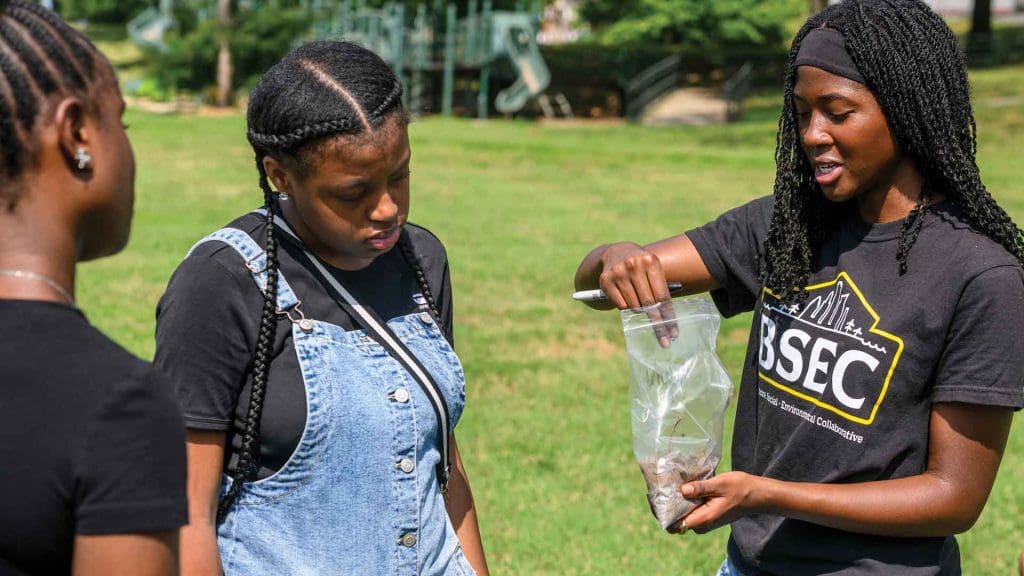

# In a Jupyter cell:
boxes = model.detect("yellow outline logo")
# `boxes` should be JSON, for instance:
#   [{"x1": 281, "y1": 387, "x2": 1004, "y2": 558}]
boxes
[{"x1": 759, "y1": 272, "x2": 904, "y2": 425}]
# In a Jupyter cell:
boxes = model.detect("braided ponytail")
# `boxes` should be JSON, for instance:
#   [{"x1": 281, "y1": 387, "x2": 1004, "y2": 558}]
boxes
[
  {"x1": 398, "y1": 232, "x2": 445, "y2": 336},
  {"x1": 218, "y1": 156, "x2": 281, "y2": 521}
]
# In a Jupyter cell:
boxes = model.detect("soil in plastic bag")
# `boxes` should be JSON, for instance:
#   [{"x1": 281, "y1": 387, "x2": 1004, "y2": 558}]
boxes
[
  {"x1": 622, "y1": 295, "x2": 732, "y2": 531},
  {"x1": 638, "y1": 447, "x2": 718, "y2": 529}
]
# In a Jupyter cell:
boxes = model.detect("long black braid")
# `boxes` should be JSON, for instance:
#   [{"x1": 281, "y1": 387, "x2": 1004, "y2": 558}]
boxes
[
  {"x1": 0, "y1": 0, "x2": 102, "y2": 206},
  {"x1": 218, "y1": 40, "x2": 438, "y2": 519},
  {"x1": 398, "y1": 233, "x2": 445, "y2": 334},
  {"x1": 763, "y1": 0, "x2": 1024, "y2": 299}
]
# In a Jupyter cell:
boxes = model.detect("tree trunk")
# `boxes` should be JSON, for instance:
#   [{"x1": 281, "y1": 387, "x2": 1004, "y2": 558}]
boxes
[
  {"x1": 968, "y1": 0, "x2": 993, "y2": 59},
  {"x1": 809, "y1": 0, "x2": 828, "y2": 14},
  {"x1": 215, "y1": 0, "x2": 233, "y2": 107},
  {"x1": 971, "y1": 0, "x2": 992, "y2": 35}
]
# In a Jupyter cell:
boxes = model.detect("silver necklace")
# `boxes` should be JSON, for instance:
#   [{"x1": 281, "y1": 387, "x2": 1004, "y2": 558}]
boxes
[{"x1": 0, "y1": 269, "x2": 76, "y2": 306}]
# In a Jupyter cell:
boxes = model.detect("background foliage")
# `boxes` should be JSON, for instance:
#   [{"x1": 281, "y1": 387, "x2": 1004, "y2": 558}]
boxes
[
  {"x1": 57, "y1": 0, "x2": 151, "y2": 23},
  {"x1": 580, "y1": 0, "x2": 804, "y2": 47},
  {"x1": 148, "y1": 2, "x2": 312, "y2": 93}
]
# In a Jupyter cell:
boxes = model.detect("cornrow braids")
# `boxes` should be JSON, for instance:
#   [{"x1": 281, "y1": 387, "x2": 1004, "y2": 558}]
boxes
[
  {"x1": 246, "y1": 118, "x2": 359, "y2": 153},
  {"x1": 398, "y1": 232, "x2": 445, "y2": 335},
  {"x1": 218, "y1": 40, "x2": 408, "y2": 520},
  {"x1": 0, "y1": 0, "x2": 103, "y2": 205},
  {"x1": 763, "y1": 0, "x2": 1024, "y2": 301}
]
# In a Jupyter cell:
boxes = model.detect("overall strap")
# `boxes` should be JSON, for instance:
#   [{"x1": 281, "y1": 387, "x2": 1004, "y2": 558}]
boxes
[
  {"x1": 186, "y1": 224, "x2": 300, "y2": 312},
  {"x1": 258, "y1": 209, "x2": 452, "y2": 492}
]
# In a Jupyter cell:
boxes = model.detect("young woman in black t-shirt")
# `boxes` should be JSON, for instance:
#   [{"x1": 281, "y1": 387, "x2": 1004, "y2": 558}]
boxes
[
  {"x1": 0, "y1": 2, "x2": 187, "y2": 574},
  {"x1": 155, "y1": 42, "x2": 488, "y2": 575},
  {"x1": 576, "y1": 1, "x2": 1023, "y2": 574}
]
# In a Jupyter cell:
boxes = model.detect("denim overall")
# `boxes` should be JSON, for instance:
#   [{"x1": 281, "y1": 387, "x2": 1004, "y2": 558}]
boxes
[{"x1": 189, "y1": 227, "x2": 476, "y2": 576}]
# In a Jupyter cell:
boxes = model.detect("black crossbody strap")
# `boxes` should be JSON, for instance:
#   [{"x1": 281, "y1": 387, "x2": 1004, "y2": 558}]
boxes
[{"x1": 264, "y1": 210, "x2": 451, "y2": 490}]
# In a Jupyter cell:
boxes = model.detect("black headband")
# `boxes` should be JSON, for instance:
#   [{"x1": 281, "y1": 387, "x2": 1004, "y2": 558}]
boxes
[{"x1": 794, "y1": 27, "x2": 866, "y2": 85}]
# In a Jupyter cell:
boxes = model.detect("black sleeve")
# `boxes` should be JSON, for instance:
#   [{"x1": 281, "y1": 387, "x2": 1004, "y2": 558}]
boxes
[
  {"x1": 439, "y1": 258, "x2": 454, "y2": 348},
  {"x1": 685, "y1": 195, "x2": 774, "y2": 317},
  {"x1": 74, "y1": 366, "x2": 188, "y2": 535},
  {"x1": 154, "y1": 252, "x2": 258, "y2": 431},
  {"x1": 406, "y1": 223, "x2": 455, "y2": 348},
  {"x1": 932, "y1": 265, "x2": 1024, "y2": 409}
]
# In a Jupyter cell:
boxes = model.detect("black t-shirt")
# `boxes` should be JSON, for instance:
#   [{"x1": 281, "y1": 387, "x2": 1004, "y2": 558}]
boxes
[
  {"x1": 687, "y1": 196, "x2": 1024, "y2": 576},
  {"x1": 0, "y1": 301, "x2": 188, "y2": 576},
  {"x1": 154, "y1": 212, "x2": 454, "y2": 479}
]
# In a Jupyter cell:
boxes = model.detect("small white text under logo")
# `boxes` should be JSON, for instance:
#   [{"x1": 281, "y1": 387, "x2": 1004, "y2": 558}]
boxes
[{"x1": 759, "y1": 388, "x2": 865, "y2": 444}]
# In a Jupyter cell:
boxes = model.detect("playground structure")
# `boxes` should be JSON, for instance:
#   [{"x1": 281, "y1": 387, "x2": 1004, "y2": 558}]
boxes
[{"x1": 128, "y1": 0, "x2": 561, "y2": 118}]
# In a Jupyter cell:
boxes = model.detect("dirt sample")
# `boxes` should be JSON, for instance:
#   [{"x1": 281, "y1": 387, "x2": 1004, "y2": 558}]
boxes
[{"x1": 638, "y1": 449, "x2": 718, "y2": 530}]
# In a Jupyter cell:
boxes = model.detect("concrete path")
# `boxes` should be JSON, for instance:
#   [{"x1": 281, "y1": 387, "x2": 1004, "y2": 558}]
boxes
[{"x1": 641, "y1": 87, "x2": 728, "y2": 126}]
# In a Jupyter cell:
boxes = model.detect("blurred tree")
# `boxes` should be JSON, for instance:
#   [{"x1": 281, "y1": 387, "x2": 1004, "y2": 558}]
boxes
[
  {"x1": 215, "y1": 0, "x2": 232, "y2": 106},
  {"x1": 809, "y1": 0, "x2": 827, "y2": 14},
  {"x1": 968, "y1": 0, "x2": 992, "y2": 56},
  {"x1": 580, "y1": 0, "x2": 802, "y2": 48},
  {"x1": 58, "y1": 0, "x2": 151, "y2": 23}
]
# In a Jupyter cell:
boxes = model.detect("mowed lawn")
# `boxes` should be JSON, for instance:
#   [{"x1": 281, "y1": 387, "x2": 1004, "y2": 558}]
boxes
[{"x1": 79, "y1": 64, "x2": 1024, "y2": 575}]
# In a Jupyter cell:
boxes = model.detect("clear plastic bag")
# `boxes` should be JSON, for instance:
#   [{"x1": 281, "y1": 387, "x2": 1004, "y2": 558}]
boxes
[{"x1": 621, "y1": 295, "x2": 733, "y2": 530}]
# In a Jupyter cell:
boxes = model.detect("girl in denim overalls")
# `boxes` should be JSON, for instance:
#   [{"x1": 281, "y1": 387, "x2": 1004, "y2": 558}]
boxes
[{"x1": 155, "y1": 41, "x2": 489, "y2": 576}]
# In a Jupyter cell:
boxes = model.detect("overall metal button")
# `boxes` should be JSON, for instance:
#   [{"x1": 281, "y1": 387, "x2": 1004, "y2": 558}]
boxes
[
  {"x1": 398, "y1": 458, "x2": 415, "y2": 473},
  {"x1": 419, "y1": 312, "x2": 433, "y2": 324},
  {"x1": 399, "y1": 533, "x2": 417, "y2": 547},
  {"x1": 392, "y1": 388, "x2": 410, "y2": 403}
]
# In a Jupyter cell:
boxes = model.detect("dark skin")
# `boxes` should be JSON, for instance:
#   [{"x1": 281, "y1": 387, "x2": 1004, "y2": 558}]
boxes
[
  {"x1": 181, "y1": 117, "x2": 489, "y2": 576},
  {"x1": 0, "y1": 63, "x2": 176, "y2": 575},
  {"x1": 574, "y1": 66, "x2": 1013, "y2": 539}
]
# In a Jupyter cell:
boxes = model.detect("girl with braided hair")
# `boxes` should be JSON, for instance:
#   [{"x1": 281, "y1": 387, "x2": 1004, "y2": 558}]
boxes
[
  {"x1": 0, "y1": 1, "x2": 187, "y2": 574},
  {"x1": 155, "y1": 40, "x2": 488, "y2": 575},
  {"x1": 576, "y1": 0, "x2": 1023, "y2": 574}
]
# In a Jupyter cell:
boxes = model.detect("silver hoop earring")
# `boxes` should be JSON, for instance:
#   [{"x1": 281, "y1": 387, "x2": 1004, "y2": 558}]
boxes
[{"x1": 74, "y1": 148, "x2": 92, "y2": 171}]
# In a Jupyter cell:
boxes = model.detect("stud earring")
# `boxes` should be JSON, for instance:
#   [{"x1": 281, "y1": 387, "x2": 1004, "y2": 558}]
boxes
[
  {"x1": 74, "y1": 147, "x2": 92, "y2": 171},
  {"x1": 277, "y1": 191, "x2": 289, "y2": 201}
]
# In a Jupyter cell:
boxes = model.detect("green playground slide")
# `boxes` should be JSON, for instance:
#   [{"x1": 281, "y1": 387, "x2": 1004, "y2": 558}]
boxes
[{"x1": 491, "y1": 12, "x2": 550, "y2": 114}]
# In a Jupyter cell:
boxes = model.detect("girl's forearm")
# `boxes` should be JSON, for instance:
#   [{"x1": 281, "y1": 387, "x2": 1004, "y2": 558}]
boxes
[
  {"x1": 445, "y1": 438, "x2": 489, "y2": 575},
  {"x1": 756, "y1": 403, "x2": 1012, "y2": 538},
  {"x1": 758, "y1": 472, "x2": 973, "y2": 537},
  {"x1": 450, "y1": 490, "x2": 488, "y2": 576},
  {"x1": 179, "y1": 521, "x2": 223, "y2": 576}
]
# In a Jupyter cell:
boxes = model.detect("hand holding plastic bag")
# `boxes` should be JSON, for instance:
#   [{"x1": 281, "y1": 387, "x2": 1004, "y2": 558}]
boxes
[{"x1": 622, "y1": 295, "x2": 733, "y2": 531}]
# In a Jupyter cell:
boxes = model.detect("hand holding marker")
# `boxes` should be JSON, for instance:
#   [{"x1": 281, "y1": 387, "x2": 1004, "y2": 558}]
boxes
[
  {"x1": 573, "y1": 282, "x2": 684, "y2": 348},
  {"x1": 572, "y1": 282, "x2": 684, "y2": 302}
]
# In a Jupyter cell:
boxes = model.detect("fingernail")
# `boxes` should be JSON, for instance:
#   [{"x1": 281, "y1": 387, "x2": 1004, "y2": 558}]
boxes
[{"x1": 681, "y1": 484, "x2": 694, "y2": 497}]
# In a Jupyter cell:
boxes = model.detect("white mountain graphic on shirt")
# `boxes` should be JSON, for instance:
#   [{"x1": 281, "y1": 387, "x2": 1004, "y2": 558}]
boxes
[{"x1": 777, "y1": 281, "x2": 888, "y2": 354}]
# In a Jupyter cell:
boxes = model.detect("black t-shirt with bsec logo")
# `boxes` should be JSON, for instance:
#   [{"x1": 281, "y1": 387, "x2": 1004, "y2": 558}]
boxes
[{"x1": 687, "y1": 196, "x2": 1024, "y2": 576}]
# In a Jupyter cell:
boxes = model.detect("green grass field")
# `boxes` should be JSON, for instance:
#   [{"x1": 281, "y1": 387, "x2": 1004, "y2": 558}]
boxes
[{"x1": 78, "y1": 64, "x2": 1024, "y2": 575}]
